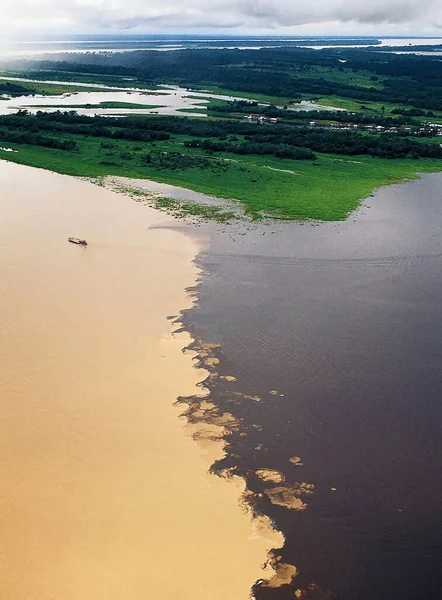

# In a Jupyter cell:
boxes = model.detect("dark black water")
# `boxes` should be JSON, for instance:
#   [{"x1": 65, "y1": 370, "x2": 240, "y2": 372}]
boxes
[{"x1": 183, "y1": 174, "x2": 442, "y2": 600}]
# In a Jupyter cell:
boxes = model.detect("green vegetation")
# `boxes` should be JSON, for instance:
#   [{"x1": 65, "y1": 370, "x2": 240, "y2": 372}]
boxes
[
  {"x1": 5, "y1": 111, "x2": 442, "y2": 159},
  {"x1": 19, "y1": 47, "x2": 442, "y2": 110},
  {"x1": 151, "y1": 196, "x2": 235, "y2": 222},
  {"x1": 113, "y1": 186, "x2": 236, "y2": 222},
  {"x1": 188, "y1": 86, "x2": 297, "y2": 106},
  {"x1": 298, "y1": 65, "x2": 387, "y2": 89},
  {"x1": 2, "y1": 112, "x2": 442, "y2": 221},
  {"x1": 2, "y1": 46, "x2": 442, "y2": 222},
  {"x1": 0, "y1": 80, "x2": 34, "y2": 96},
  {"x1": 1, "y1": 69, "x2": 144, "y2": 89},
  {"x1": 188, "y1": 96, "x2": 227, "y2": 107},
  {"x1": 176, "y1": 107, "x2": 207, "y2": 114},
  {"x1": 30, "y1": 101, "x2": 166, "y2": 110},
  {"x1": 208, "y1": 99, "x2": 423, "y2": 126},
  {"x1": 0, "y1": 77, "x2": 112, "y2": 95},
  {"x1": 313, "y1": 95, "x2": 402, "y2": 115}
]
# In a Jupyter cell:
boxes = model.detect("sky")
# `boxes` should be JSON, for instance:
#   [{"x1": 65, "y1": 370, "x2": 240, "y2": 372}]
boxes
[{"x1": 0, "y1": 0, "x2": 441, "y2": 37}]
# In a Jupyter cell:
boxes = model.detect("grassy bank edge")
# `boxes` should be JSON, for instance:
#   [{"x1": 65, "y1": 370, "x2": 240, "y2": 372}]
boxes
[{"x1": 1, "y1": 145, "x2": 442, "y2": 222}]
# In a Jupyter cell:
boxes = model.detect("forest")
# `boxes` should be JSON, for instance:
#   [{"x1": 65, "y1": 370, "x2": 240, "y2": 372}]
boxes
[
  {"x1": 2, "y1": 46, "x2": 442, "y2": 221},
  {"x1": 0, "y1": 81, "x2": 35, "y2": 95},
  {"x1": 208, "y1": 100, "x2": 429, "y2": 125},
  {"x1": 6, "y1": 45, "x2": 442, "y2": 110},
  {"x1": 1, "y1": 111, "x2": 440, "y2": 160}
]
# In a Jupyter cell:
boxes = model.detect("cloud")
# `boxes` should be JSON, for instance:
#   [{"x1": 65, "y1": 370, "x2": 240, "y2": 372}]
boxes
[{"x1": 1, "y1": 0, "x2": 441, "y2": 34}]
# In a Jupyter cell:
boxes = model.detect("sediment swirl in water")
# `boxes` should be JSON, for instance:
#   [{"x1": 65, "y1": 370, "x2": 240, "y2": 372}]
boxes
[{"x1": 0, "y1": 161, "x2": 282, "y2": 600}]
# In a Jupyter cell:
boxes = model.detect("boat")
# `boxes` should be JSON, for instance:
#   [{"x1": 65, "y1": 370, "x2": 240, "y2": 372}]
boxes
[{"x1": 68, "y1": 237, "x2": 88, "y2": 246}]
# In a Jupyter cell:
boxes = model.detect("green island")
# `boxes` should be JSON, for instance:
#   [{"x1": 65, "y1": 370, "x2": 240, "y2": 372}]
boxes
[
  {"x1": 28, "y1": 101, "x2": 167, "y2": 110},
  {"x1": 0, "y1": 77, "x2": 114, "y2": 95},
  {"x1": 1, "y1": 46, "x2": 442, "y2": 221}
]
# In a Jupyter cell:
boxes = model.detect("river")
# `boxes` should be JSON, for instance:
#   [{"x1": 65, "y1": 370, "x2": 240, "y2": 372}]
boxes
[
  {"x1": 0, "y1": 161, "x2": 281, "y2": 600},
  {"x1": 181, "y1": 173, "x2": 442, "y2": 599},
  {"x1": 0, "y1": 76, "x2": 341, "y2": 116}
]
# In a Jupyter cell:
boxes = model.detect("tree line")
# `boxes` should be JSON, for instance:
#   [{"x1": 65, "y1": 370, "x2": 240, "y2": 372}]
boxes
[
  {"x1": 8, "y1": 45, "x2": 442, "y2": 110},
  {"x1": 0, "y1": 127, "x2": 77, "y2": 151},
  {"x1": 0, "y1": 81, "x2": 34, "y2": 96},
  {"x1": 209, "y1": 101, "x2": 419, "y2": 126},
  {"x1": 184, "y1": 138, "x2": 316, "y2": 160},
  {"x1": 2, "y1": 111, "x2": 441, "y2": 160}
]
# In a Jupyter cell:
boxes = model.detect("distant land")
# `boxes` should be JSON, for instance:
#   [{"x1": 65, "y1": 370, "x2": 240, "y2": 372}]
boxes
[
  {"x1": 2, "y1": 34, "x2": 442, "y2": 600},
  {"x1": 2, "y1": 38, "x2": 442, "y2": 220}
]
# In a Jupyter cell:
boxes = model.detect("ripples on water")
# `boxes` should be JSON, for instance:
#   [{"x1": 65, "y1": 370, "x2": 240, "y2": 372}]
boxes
[{"x1": 183, "y1": 173, "x2": 442, "y2": 600}]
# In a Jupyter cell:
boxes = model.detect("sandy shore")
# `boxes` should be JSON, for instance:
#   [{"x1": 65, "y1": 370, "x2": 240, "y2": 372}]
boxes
[{"x1": 0, "y1": 161, "x2": 281, "y2": 600}]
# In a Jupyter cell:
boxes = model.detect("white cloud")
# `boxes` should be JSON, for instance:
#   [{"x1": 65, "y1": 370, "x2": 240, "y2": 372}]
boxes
[{"x1": 1, "y1": 0, "x2": 441, "y2": 34}]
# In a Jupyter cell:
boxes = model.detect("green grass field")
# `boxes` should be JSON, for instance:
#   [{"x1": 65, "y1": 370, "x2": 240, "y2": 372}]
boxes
[
  {"x1": 28, "y1": 101, "x2": 167, "y2": 110},
  {"x1": 0, "y1": 77, "x2": 113, "y2": 95},
  {"x1": 2, "y1": 66, "x2": 442, "y2": 222},
  {"x1": 310, "y1": 95, "x2": 442, "y2": 120},
  {"x1": 188, "y1": 85, "x2": 297, "y2": 106},
  {"x1": 176, "y1": 107, "x2": 208, "y2": 114},
  {"x1": 298, "y1": 66, "x2": 387, "y2": 90},
  {"x1": 2, "y1": 129, "x2": 441, "y2": 221},
  {"x1": 4, "y1": 68, "x2": 442, "y2": 122},
  {"x1": 0, "y1": 70, "x2": 165, "y2": 91}
]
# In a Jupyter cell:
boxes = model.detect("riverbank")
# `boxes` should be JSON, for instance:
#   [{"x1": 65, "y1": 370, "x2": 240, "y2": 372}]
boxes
[
  {"x1": 2, "y1": 139, "x2": 442, "y2": 221},
  {"x1": 0, "y1": 161, "x2": 282, "y2": 600}
]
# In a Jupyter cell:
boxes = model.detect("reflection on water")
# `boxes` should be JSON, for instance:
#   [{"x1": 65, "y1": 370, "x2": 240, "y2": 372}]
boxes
[{"x1": 0, "y1": 161, "x2": 282, "y2": 600}]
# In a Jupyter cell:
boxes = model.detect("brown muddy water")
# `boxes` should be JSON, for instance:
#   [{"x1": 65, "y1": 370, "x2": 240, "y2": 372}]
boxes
[
  {"x1": 179, "y1": 174, "x2": 442, "y2": 600},
  {"x1": 0, "y1": 161, "x2": 282, "y2": 600}
]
